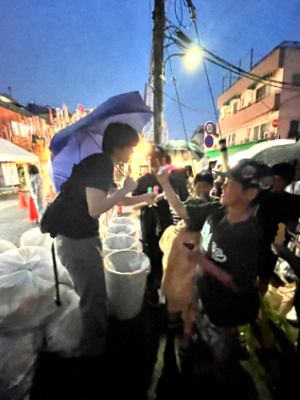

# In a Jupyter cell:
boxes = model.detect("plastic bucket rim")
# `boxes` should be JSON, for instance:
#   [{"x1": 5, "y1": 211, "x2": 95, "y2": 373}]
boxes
[{"x1": 104, "y1": 249, "x2": 150, "y2": 275}]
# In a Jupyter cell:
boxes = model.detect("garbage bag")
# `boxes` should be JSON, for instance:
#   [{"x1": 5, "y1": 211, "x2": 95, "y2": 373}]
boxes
[
  {"x1": 103, "y1": 234, "x2": 139, "y2": 257},
  {"x1": 0, "y1": 240, "x2": 16, "y2": 254},
  {"x1": 44, "y1": 286, "x2": 82, "y2": 357},
  {"x1": 106, "y1": 224, "x2": 137, "y2": 238},
  {"x1": 109, "y1": 217, "x2": 139, "y2": 226},
  {"x1": 20, "y1": 227, "x2": 53, "y2": 251},
  {"x1": 0, "y1": 247, "x2": 73, "y2": 331},
  {"x1": 0, "y1": 330, "x2": 44, "y2": 400},
  {"x1": 104, "y1": 250, "x2": 150, "y2": 320}
]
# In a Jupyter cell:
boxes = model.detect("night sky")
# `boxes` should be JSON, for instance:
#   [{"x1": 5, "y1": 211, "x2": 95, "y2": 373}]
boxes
[{"x1": 1, "y1": 0, "x2": 300, "y2": 140}]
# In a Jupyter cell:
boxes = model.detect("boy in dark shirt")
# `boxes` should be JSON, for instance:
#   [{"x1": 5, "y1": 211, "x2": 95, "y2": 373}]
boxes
[{"x1": 157, "y1": 159, "x2": 273, "y2": 378}]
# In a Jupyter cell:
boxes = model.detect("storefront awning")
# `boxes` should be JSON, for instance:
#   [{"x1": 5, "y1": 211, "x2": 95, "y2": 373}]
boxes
[
  {"x1": 0, "y1": 138, "x2": 39, "y2": 163},
  {"x1": 205, "y1": 139, "x2": 267, "y2": 159}
]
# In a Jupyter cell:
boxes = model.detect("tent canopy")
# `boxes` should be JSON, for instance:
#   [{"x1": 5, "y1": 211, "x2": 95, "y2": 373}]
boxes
[{"x1": 0, "y1": 138, "x2": 39, "y2": 163}]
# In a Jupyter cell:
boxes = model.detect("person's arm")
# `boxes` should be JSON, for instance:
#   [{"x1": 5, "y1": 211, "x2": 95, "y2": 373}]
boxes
[
  {"x1": 86, "y1": 177, "x2": 137, "y2": 218},
  {"x1": 118, "y1": 192, "x2": 156, "y2": 206},
  {"x1": 157, "y1": 168, "x2": 188, "y2": 219},
  {"x1": 187, "y1": 250, "x2": 239, "y2": 292},
  {"x1": 272, "y1": 242, "x2": 300, "y2": 278}
]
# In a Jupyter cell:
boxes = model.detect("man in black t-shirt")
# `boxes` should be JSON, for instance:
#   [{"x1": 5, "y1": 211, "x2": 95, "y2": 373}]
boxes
[
  {"x1": 157, "y1": 159, "x2": 273, "y2": 375},
  {"x1": 54, "y1": 123, "x2": 156, "y2": 356},
  {"x1": 133, "y1": 146, "x2": 173, "y2": 305}
]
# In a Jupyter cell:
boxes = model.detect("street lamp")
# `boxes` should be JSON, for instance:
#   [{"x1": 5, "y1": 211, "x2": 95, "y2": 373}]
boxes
[{"x1": 164, "y1": 48, "x2": 201, "y2": 68}]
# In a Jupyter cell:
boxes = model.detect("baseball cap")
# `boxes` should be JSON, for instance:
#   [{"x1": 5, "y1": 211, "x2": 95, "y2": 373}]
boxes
[{"x1": 215, "y1": 159, "x2": 273, "y2": 190}]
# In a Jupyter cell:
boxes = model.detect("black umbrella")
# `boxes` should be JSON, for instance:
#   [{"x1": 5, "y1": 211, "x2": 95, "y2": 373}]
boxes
[{"x1": 252, "y1": 140, "x2": 300, "y2": 179}]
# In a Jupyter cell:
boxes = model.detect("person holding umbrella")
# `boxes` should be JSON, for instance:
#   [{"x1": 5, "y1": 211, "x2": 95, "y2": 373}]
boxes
[{"x1": 51, "y1": 122, "x2": 156, "y2": 357}]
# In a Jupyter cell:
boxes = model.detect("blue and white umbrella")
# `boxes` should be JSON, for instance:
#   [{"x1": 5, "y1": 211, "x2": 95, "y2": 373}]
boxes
[{"x1": 49, "y1": 91, "x2": 152, "y2": 191}]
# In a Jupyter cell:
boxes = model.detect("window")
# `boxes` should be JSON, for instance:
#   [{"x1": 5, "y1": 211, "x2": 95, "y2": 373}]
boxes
[
  {"x1": 292, "y1": 74, "x2": 300, "y2": 87},
  {"x1": 260, "y1": 123, "x2": 269, "y2": 139},
  {"x1": 228, "y1": 135, "x2": 231, "y2": 146},
  {"x1": 289, "y1": 120, "x2": 300, "y2": 138},
  {"x1": 274, "y1": 93, "x2": 281, "y2": 110},
  {"x1": 232, "y1": 102, "x2": 238, "y2": 115},
  {"x1": 256, "y1": 85, "x2": 270, "y2": 102},
  {"x1": 231, "y1": 133, "x2": 236, "y2": 145},
  {"x1": 253, "y1": 126, "x2": 260, "y2": 141}
]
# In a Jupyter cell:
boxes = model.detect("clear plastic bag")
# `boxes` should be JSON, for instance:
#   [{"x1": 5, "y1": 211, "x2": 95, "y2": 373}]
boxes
[
  {"x1": 20, "y1": 227, "x2": 53, "y2": 251},
  {"x1": 0, "y1": 240, "x2": 16, "y2": 254},
  {"x1": 106, "y1": 224, "x2": 137, "y2": 238},
  {"x1": 103, "y1": 234, "x2": 139, "y2": 257}
]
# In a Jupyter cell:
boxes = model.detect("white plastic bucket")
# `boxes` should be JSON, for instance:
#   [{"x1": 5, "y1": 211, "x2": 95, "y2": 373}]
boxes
[
  {"x1": 109, "y1": 217, "x2": 138, "y2": 227},
  {"x1": 106, "y1": 224, "x2": 137, "y2": 238},
  {"x1": 104, "y1": 250, "x2": 150, "y2": 320},
  {"x1": 102, "y1": 235, "x2": 139, "y2": 257}
]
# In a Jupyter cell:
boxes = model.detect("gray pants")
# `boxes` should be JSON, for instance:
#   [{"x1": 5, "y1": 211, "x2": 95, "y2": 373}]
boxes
[{"x1": 55, "y1": 235, "x2": 107, "y2": 356}]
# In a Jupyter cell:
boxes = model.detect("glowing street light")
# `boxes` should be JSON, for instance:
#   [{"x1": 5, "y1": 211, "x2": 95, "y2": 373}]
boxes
[{"x1": 184, "y1": 48, "x2": 201, "y2": 67}]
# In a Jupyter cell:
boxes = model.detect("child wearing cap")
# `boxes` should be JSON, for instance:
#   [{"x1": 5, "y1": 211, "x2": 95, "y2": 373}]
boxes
[{"x1": 157, "y1": 159, "x2": 273, "y2": 379}]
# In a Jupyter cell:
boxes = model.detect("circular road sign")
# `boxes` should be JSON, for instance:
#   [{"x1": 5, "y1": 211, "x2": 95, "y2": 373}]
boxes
[
  {"x1": 204, "y1": 135, "x2": 214, "y2": 148},
  {"x1": 272, "y1": 118, "x2": 279, "y2": 128},
  {"x1": 204, "y1": 121, "x2": 216, "y2": 135}
]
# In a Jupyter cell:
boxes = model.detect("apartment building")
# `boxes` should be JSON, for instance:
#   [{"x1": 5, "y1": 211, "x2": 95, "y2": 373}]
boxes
[{"x1": 217, "y1": 41, "x2": 300, "y2": 147}]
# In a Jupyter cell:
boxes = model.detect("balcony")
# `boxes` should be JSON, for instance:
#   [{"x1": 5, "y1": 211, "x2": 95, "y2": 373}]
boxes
[{"x1": 219, "y1": 93, "x2": 278, "y2": 132}]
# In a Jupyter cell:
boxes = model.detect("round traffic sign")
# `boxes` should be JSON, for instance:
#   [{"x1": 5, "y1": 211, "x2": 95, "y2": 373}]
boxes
[
  {"x1": 204, "y1": 121, "x2": 216, "y2": 135},
  {"x1": 204, "y1": 135, "x2": 214, "y2": 148},
  {"x1": 272, "y1": 118, "x2": 279, "y2": 128}
]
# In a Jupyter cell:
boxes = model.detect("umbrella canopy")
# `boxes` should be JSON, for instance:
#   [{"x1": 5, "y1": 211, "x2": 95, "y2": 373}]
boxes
[
  {"x1": 252, "y1": 140, "x2": 300, "y2": 179},
  {"x1": 49, "y1": 91, "x2": 152, "y2": 191},
  {"x1": 163, "y1": 140, "x2": 204, "y2": 161},
  {"x1": 228, "y1": 139, "x2": 295, "y2": 167}
]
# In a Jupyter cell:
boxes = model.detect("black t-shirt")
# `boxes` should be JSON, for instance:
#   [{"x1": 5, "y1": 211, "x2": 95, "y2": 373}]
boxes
[
  {"x1": 169, "y1": 168, "x2": 189, "y2": 202},
  {"x1": 133, "y1": 173, "x2": 173, "y2": 237},
  {"x1": 186, "y1": 202, "x2": 261, "y2": 327},
  {"x1": 56, "y1": 153, "x2": 114, "y2": 239}
]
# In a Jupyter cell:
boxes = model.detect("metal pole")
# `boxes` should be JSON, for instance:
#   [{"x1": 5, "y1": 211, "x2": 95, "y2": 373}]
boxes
[{"x1": 152, "y1": 0, "x2": 165, "y2": 145}]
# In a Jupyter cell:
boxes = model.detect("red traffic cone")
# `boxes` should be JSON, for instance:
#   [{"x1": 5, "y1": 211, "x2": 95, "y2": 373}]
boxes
[
  {"x1": 17, "y1": 189, "x2": 28, "y2": 209},
  {"x1": 24, "y1": 196, "x2": 39, "y2": 222}
]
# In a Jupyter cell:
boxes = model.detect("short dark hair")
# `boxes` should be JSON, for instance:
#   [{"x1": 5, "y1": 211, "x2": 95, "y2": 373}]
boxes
[
  {"x1": 194, "y1": 171, "x2": 214, "y2": 186},
  {"x1": 271, "y1": 163, "x2": 295, "y2": 185},
  {"x1": 102, "y1": 123, "x2": 139, "y2": 155},
  {"x1": 27, "y1": 164, "x2": 39, "y2": 175}
]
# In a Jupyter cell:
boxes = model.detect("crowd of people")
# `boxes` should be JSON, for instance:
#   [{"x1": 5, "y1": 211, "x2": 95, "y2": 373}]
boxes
[{"x1": 39, "y1": 122, "x2": 300, "y2": 392}]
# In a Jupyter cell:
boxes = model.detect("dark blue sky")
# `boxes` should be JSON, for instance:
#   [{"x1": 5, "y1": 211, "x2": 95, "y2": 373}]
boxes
[{"x1": 1, "y1": 0, "x2": 300, "y2": 140}]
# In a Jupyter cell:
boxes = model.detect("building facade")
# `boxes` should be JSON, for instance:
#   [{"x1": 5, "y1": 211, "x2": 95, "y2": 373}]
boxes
[{"x1": 217, "y1": 41, "x2": 300, "y2": 147}]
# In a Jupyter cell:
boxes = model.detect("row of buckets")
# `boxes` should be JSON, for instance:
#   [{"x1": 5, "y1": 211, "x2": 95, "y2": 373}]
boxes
[{"x1": 102, "y1": 217, "x2": 150, "y2": 320}]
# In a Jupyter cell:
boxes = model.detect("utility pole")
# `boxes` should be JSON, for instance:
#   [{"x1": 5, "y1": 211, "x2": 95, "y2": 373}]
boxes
[{"x1": 152, "y1": 0, "x2": 165, "y2": 145}]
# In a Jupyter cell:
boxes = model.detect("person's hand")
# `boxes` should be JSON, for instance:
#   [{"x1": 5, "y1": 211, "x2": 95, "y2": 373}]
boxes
[
  {"x1": 123, "y1": 176, "x2": 137, "y2": 193},
  {"x1": 142, "y1": 192, "x2": 157, "y2": 205},
  {"x1": 154, "y1": 193, "x2": 165, "y2": 203},
  {"x1": 271, "y1": 242, "x2": 289, "y2": 258},
  {"x1": 156, "y1": 167, "x2": 170, "y2": 186}
]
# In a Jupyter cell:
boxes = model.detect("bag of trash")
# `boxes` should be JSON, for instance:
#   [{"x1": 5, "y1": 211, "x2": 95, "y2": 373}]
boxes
[
  {"x1": 106, "y1": 224, "x2": 137, "y2": 238},
  {"x1": 0, "y1": 247, "x2": 73, "y2": 331},
  {"x1": 104, "y1": 250, "x2": 150, "y2": 320},
  {"x1": 44, "y1": 287, "x2": 82, "y2": 357},
  {"x1": 20, "y1": 227, "x2": 53, "y2": 251},
  {"x1": 0, "y1": 240, "x2": 16, "y2": 254},
  {"x1": 103, "y1": 234, "x2": 139, "y2": 257},
  {"x1": 0, "y1": 330, "x2": 44, "y2": 400}
]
